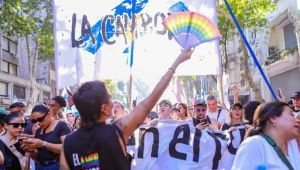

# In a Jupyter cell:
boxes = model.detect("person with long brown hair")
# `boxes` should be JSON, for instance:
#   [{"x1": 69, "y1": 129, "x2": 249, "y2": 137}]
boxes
[{"x1": 232, "y1": 101, "x2": 300, "y2": 169}]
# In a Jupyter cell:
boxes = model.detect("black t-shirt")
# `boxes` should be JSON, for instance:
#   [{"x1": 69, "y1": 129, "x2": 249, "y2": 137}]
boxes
[
  {"x1": 23, "y1": 118, "x2": 33, "y2": 135},
  {"x1": 220, "y1": 123, "x2": 231, "y2": 131},
  {"x1": 35, "y1": 121, "x2": 72, "y2": 163},
  {"x1": 64, "y1": 123, "x2": 131, "y2": 170},
  {"x1": 0, "y1": 138, "x2": 24, "y2": 170}
]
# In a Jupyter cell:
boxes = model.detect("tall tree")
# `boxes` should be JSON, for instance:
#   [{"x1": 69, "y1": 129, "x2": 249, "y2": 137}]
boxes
[
  {"x1": 0, "y1": 0, "x2": 53, "y2": 109},
  {"x1": 217, "y1": 0, "x2": 276, "y2": 102}
]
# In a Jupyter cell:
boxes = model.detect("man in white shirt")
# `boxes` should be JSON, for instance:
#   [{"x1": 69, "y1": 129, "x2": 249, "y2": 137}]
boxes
[{"x1": 206, "y1": 95, "x2": 228, "y2": 128}]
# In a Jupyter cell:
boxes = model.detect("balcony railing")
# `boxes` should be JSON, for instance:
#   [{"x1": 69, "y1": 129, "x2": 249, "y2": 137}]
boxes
[{"x1": 265, "y1": 46, "x2": 298, "y2": 65}]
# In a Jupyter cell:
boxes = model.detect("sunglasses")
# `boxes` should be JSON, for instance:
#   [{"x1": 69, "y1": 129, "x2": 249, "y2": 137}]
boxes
[
  {"x1": 7, "y1": 123, "x2": 27, "y2": 128},
  {"x1": 31, "y1": 113, "x2": 48, "y2": 124},
  {"x1": 196, "y1": 108, "x2": 206, "y2": 112}
]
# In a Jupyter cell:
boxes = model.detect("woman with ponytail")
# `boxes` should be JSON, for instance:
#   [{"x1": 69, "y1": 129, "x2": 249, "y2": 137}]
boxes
[{"x1": 232, "y1": 101, "x2": 300, "y2": 170}]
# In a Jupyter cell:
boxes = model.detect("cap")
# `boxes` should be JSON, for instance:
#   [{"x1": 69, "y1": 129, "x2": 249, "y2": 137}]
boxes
[
  {"x1": 291, "y1": 91, "x2": 300, "y2": 99},
  {"x1": 230, "y1": 103, "x2": 243, "y2": 110},
  {"x1": 193, "y1": 99, "x2": 206, "y2": 106},
  {"x1": 159, "y1": 99, "x2": 172, "y2": 108},
  {"x1": 9, "y1": 102, "x2": 25, "y2": 109}
]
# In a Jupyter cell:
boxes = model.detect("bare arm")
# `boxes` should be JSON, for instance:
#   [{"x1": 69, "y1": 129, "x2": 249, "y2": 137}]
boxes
[
  {"x1": 60, "y1": 146, "x2": 70, "y2": 170},
  {"x1": 116, "y1": 49, "x2": 194, "y2": 140}
]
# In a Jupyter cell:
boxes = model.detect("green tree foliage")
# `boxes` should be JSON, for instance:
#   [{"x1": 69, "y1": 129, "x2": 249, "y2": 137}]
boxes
[
  {"x1": 217, "y1": 0, "x2": 276, "y2": 102},
  {"x1": 0, "y1": 0, "x2": 53, "y2": 60},
  {"x1": 0, "y1": 0, "x2": 53, "y2": 108}
]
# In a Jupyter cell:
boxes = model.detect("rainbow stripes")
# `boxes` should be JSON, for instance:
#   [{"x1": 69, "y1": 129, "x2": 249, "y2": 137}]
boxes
[
  {"x1": 80, "y1": 152, "x2": 100, "y2": 169},
  {"x1": 163, "y1": 12, "x2": 221, "y2": 49}
]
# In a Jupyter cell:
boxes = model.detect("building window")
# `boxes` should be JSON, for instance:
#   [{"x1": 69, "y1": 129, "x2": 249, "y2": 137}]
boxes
[
  {"x1": 1, "y1": 61, "x2": 9, "y2": 73},
  {"x1": 1, "y1": 61, "x2": 17, "y2": 75},
  {"x1": 2, "y1": 36, "x2": 17, "y2": 56},
  {"x1": 0, "y1": 82, "x2": 8, "y2": 97},
  {"x1": 284, "y1": 23, "x2": 297, "y2": 49},
  {"x1": 13, "y1": 85, "x2": 26, "y2": 99}
]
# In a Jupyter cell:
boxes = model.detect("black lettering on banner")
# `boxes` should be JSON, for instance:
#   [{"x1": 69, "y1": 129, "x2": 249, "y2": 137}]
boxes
[
  {"x1": 207, "y1": 132, "x2": 222, "y2": 170},
  {"x1": 71, "y1": 14, "x2": 95, "y2": 47},
  {"x1": 137, "y1": 127, "x2": 159, "y2": 158},
  {"x1": 101, "y1": 15, "x2": 116, "y2": 44},
  {"x1": 115, "y1": 15, "x2": 128, "y2": 44},
  {"x1": 169, "y1": 124, "x2": 190, "y2": 160},
  {"x1": 140, "y1": 13, "x2": 152, "y2": 32},
  {"x1": 154, "y1": 12, "x2": 167, "y2": 35},
  {"x1": 81, "y1": 15, "x2": 95, "y2": 44},
  {"x1": 193, "y1": 128, "x2": 202, "y2": 162},
  {"x1": 71, "y1": 13, "x2": 84, "y2": 47},
  {"x1": 228, "y1": 129, "x2": 246, "y2": 154}
]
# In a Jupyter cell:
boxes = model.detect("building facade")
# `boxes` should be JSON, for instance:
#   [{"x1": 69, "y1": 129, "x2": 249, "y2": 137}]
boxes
[
  {"x1": 226, "y1": 0, "x2": 300, "y2": 102},
  {"x1": 0, "y1": 31, "x2": 56, "y2": 110}
]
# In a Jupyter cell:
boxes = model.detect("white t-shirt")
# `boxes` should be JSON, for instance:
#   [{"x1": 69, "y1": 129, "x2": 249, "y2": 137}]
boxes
[
  {"x1": 207, "y1": 108, "x2": 228, "y2": 125},
  {"x1": 232, "y1": 135, "x2": 300, "y2": 170}
]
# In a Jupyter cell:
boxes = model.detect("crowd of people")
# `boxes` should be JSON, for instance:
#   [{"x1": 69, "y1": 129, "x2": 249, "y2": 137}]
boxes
[{"x1": 0, "y1": 48, "x2": 299, "y2": 170}]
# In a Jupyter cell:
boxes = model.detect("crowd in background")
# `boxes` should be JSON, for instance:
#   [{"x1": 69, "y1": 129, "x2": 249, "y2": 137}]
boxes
[{"x1": 0, "y1": 48, "x2": 299, "y2": 170}]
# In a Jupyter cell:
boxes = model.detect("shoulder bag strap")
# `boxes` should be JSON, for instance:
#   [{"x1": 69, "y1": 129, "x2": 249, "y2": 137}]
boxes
[
  {"x1": 217, "y1": 109, "x2": 222, "y2": 121},
  {"x1": 260, "y1": 133, "x2": 294, "y2": 170}
]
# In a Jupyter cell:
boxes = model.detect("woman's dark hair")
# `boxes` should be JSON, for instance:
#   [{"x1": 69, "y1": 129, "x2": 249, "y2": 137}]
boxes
[
  {"x1": 31, "y1": 104, "x2": 50, "y2": 115},
  {"x1": 52, "y1": 96, "x2": 67, "y2": 108},
  {"x1": 74, "y1": 115, "x2": 81, "y2": 128},
  {"x1": 244, "y1": 101, "x2": 261, "y2": 125},
  {"x1": 4, "y1": 112, "x2": 23, "y2": 124},
  {"x1": 73, "y1": 81, "x2": 110, "y2": 127},
  {"x1": 245, "y1": 101, "x2": 289, "y2": 138}
]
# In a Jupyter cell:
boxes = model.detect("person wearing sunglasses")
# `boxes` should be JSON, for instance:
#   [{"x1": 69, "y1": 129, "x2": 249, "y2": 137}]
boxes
[
  {"x1": 0, "y1": 112, "x2": 27, "y2": 169},
  {"x1": 192, "y1": 99, "x2": 218, "y2": 130},
  {"x1": 22, "y1": 104, "x2": 72, "y2": 170}
]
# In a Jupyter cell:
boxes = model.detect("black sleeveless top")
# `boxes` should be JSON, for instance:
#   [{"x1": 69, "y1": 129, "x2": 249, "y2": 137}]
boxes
[{"x1": 64, "y1": 122, "x2": 131, "y2": 170}]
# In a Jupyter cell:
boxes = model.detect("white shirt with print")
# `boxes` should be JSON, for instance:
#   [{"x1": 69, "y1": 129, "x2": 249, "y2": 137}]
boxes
[
  {"x1": 232, "y1": 135, "x2": 300, "y2": 170},
  {"x1": 207, "y1": 108, "x2": 228, "y2": 125}
]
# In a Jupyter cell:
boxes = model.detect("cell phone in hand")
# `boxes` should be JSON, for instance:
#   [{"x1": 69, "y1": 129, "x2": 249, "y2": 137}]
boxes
[{"x1": 199, "y1": 118, "x2": 208, "y2": 124}]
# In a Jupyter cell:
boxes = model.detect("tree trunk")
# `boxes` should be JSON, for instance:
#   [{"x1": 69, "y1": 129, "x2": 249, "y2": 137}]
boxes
[
  {"x1": 25, "y1": 35, "x2": 41, "y2": 112},
  {"x1": 239, "y1": 37, "x2": 264, "y2": 103}
]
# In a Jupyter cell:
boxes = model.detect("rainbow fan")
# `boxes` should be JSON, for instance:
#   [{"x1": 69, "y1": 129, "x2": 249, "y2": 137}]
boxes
[{"x1": 163, "y1": 12, "x2": 221, "y2": 49}]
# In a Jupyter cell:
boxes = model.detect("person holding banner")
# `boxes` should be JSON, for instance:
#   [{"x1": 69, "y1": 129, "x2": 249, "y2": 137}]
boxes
[
  {"x1": 60, "y1": 48, "x2": 194, "y2": 170},
  {"x1": 232, "y1": 102, "x2": 300, "y2": 170},
  {"x1": 220, "y1": 103, "x2": 249, "y2": 131}
]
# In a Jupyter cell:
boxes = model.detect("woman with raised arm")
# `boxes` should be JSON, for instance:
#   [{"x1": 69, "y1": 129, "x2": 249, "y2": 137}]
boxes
[
  {"x1": 232, "y1": 101, "x2": 300, "y2": 170},
  {"x1": 60, "y1": 48, "x2": 194, "y2": 170}
]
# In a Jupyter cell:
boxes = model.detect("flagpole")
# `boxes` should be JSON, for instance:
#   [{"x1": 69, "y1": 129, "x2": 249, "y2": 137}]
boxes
[
  {"x1": 129, "y1": 0, "x2": 136, "y2": 111},
  {"x1": 224, "y1": 0, "x2": 278, "y2": 100}
]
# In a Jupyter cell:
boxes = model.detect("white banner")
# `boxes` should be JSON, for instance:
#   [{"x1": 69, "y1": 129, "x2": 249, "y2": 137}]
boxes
[
  {"x1": 53, "y1": 0, "x2": 220, "y2": 90},
  {"x1": 128, "y1": 120, "x2": 227, "y2": 170},
  {"x1": 219, "y1": 125, "x2": 246, "y2": 170}
]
